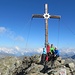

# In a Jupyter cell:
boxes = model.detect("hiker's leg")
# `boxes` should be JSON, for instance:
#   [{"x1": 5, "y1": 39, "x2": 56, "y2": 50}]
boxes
[{"x1": 51, "y1": 55, "x2": 54, "y2": 68}]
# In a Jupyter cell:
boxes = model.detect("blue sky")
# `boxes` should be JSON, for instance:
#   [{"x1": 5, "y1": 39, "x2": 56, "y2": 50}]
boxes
[{"x1": 0, "y1": 0, "x2": 75, "y2": 50}]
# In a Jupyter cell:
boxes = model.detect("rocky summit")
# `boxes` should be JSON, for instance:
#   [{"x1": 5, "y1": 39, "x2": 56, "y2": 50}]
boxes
[{"x1": 0, "y1": 55, "x2": 75, "y2": 75}]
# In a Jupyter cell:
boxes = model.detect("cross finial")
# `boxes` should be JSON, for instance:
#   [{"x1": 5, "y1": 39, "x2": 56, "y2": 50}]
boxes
[{"x1": 43, "y1": 4, "x2": 50, "y2": 19}]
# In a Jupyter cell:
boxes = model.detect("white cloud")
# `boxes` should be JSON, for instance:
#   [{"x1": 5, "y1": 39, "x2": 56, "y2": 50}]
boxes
[
  {"x1": 0, "y1": 27, "x2": 7, "y2": 33},
  {"x1": 15, "y1": 46, "x2": 20, "y2": 51},
  {"x1": 0, "y1": 46, "x2": 22, "y2": 54},
  {"x1": 0, "y1": 46, "x2": 42, "y2": 55},
  {"x1": 15, "y1": 36, "x2": 24, "y2": 42},
  {"x1": 60, "y1": 48, "x2": 75, "y2": 54},
  {"x1": 0, "y1": 46, "x2": 75, "y2": 56},
  {"x1": 7, "y1": 29, "x2": 25, "y2": 42},
  {"x1": 0, "y1": 26, "x2": 25, "y2": 42},
  {"x1": 0, "y1": 46, "x2": 25, "y2": 55},
  {"x1": 36, "y1": 48, "x2": 43, "y2": 53},
  {"x1": 0, "y1": 47, "x2": 15, "y2": 54}
]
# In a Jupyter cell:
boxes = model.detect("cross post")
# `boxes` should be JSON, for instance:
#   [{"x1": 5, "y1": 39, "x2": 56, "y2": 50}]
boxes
[{"x1": 32, "y1": 4, "x2": 61, "y2": 47}]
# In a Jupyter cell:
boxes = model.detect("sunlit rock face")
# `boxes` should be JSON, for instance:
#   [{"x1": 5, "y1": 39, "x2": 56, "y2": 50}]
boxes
[{"x1": 0, "y1": 55, "x2": 75, "y2": 75}]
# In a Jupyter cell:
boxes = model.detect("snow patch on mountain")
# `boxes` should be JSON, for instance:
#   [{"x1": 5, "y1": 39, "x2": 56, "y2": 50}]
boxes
[
  {"x1": 59, "y1": 48, "x2": 75, "y2": 58},
  {"x1": 0, "y1": 46, "x2": 21, "y2": 55},
  {"x1": 0, "y1": 46, "x2": 43, "y2": 56},
  {"x1": 0, "y1": 46, "x2": 75, "y2": 57}
]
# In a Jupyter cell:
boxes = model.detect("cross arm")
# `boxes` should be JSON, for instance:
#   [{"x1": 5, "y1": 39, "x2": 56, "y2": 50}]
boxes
[
  {"x1": 32, "y1": 14, "x2": 44, "y2": 18},
  {"x1": 50, "y1": 15, "x2": 61, "y2": 19}
]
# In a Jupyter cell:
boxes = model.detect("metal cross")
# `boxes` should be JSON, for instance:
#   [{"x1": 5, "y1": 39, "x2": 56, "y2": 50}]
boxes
[{"x1": 32, "y1": 4, "x2": 61, "y2": 47}]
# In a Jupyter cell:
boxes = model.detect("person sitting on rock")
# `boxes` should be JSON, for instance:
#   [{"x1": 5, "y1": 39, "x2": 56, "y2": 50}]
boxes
[
  {"x1": 50, "y1": 44, "x2": 55, "y2": 62},
  {"x1": 51, "y1": 47, "x2": 59, "y2": 61},
  {"x1": 41, "y1": 47, "x2": 47, "y2": 65},
  {"x1": 50, "y1": 44, "x2": 55, "y2": 55},
  {"x1": 46, "y1": 43, "x2": 51, "y2": 61},
  {"x1": 46, "y1": 43, "x2": 50, "y2": 55},
  {"x1": 54, "y1": 47, "x2": 59, "y2": 59}
]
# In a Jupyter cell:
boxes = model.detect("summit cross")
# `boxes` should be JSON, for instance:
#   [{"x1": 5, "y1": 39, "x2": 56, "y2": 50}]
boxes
[{"x1": 32, "y1": 4, "x2": 61, "y2": 47}]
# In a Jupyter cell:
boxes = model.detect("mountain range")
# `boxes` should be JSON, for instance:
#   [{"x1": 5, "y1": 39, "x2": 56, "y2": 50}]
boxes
[
  {"x1": 0, "y1": 47, "x2": 75, "y2": 58},
  {"x1": 0, "y1": 47, "x2": 42, "y2": 57},
  {"x1": 71, "y1": 55, "x2": 75, "y2": 59}
]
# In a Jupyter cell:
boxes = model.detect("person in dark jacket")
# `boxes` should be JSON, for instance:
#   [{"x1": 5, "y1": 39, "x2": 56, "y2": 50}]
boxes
[
  {"x1": 51, "y1": 47, "x2": 59, "y2": 61},
  {"x1": 51, "y1": 47, "x2": 59, "y2": 67}
]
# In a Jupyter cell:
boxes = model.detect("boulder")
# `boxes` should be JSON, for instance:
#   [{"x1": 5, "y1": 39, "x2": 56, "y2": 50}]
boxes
[
  {"x1": 30, "y1": 55, "x2": 41, "y2": 64},
  {"x1": 56, "y1": 57, "x2": 62, "y2": 62},
  {"x1": 61, "y1": 59, "x2": 65, "y2": 65},
  {"x1": 0, "y1": 55, "x2": 75, "y2": 75},
  {"x1": 22, "y1": 56, "x2": 31, "y2": 69},
  {"x1": 25, "y1": 63, "x2": 44, "y2": 74},
  {"x1": 26, "y1": 72, "x2": 48, "y2": 75},
  {"x1": 68, "y1": 63, "x2": 75, "y2": 69},
  {"x1": 0, "y1": 56, "x2": 22, "y2": 75}
]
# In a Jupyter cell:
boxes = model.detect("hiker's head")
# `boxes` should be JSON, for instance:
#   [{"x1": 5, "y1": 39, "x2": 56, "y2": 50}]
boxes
[
  {"x1": 55, "y1": 47, "x2": 57, "y2": 50},
  {"x1": 47, "y1": 43, "x2": 50, "y2": 46},
  {"x1": 43, "y1": 48, "x2": 45, "y2": 52},
  {"x1": 51, "y1": 44, "x2": 53, "y2": 47}
]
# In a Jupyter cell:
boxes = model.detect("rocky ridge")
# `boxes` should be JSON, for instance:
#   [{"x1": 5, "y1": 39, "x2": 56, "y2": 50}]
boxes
[{"x1": 0, "y1": 55, "x2": 75, "y2": 75}]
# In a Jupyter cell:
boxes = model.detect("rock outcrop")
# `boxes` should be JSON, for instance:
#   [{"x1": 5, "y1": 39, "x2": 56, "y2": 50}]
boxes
[
  {"x1": 0, "y1": 56, "x2": 22, "y2": 75},
  {"x1": 0, "y1": 55, "x2": 75, "y2": 75}
]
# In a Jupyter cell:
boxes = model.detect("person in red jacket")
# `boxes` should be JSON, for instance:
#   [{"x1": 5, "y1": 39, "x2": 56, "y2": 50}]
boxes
[
  {"x1": 46, "y1": 43, "x2": 51, "y2": 61},
  {"x1": 46, "y1": 43, "x2": 50, "y2": 54}
]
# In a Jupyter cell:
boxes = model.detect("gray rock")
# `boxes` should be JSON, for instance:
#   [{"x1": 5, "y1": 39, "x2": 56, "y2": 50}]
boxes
[
  {"x1": 68, "y1": 63, "x2": 75, "y2": 69},
  {"x1": 57, "y1": 57, "x2": 62, "y2": 61},
  {"x1": 26, "y1": 72, "x2": 48, "y2": 75},
  {"x1": 61, "y1": 60, "x2": 65, "y2": 65},
  {"x1": 0, "y1": 56, "x2": 22, "y2": 75},
  {"x1": 30, "y1": 55, "x2": 41, "y2": 64},
  {"x1": 0, "y1": 55, "x2": 75, "y2": 75},
  {"x1": 25, "y1": 63, "x2": 44, "y2": 74}
]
